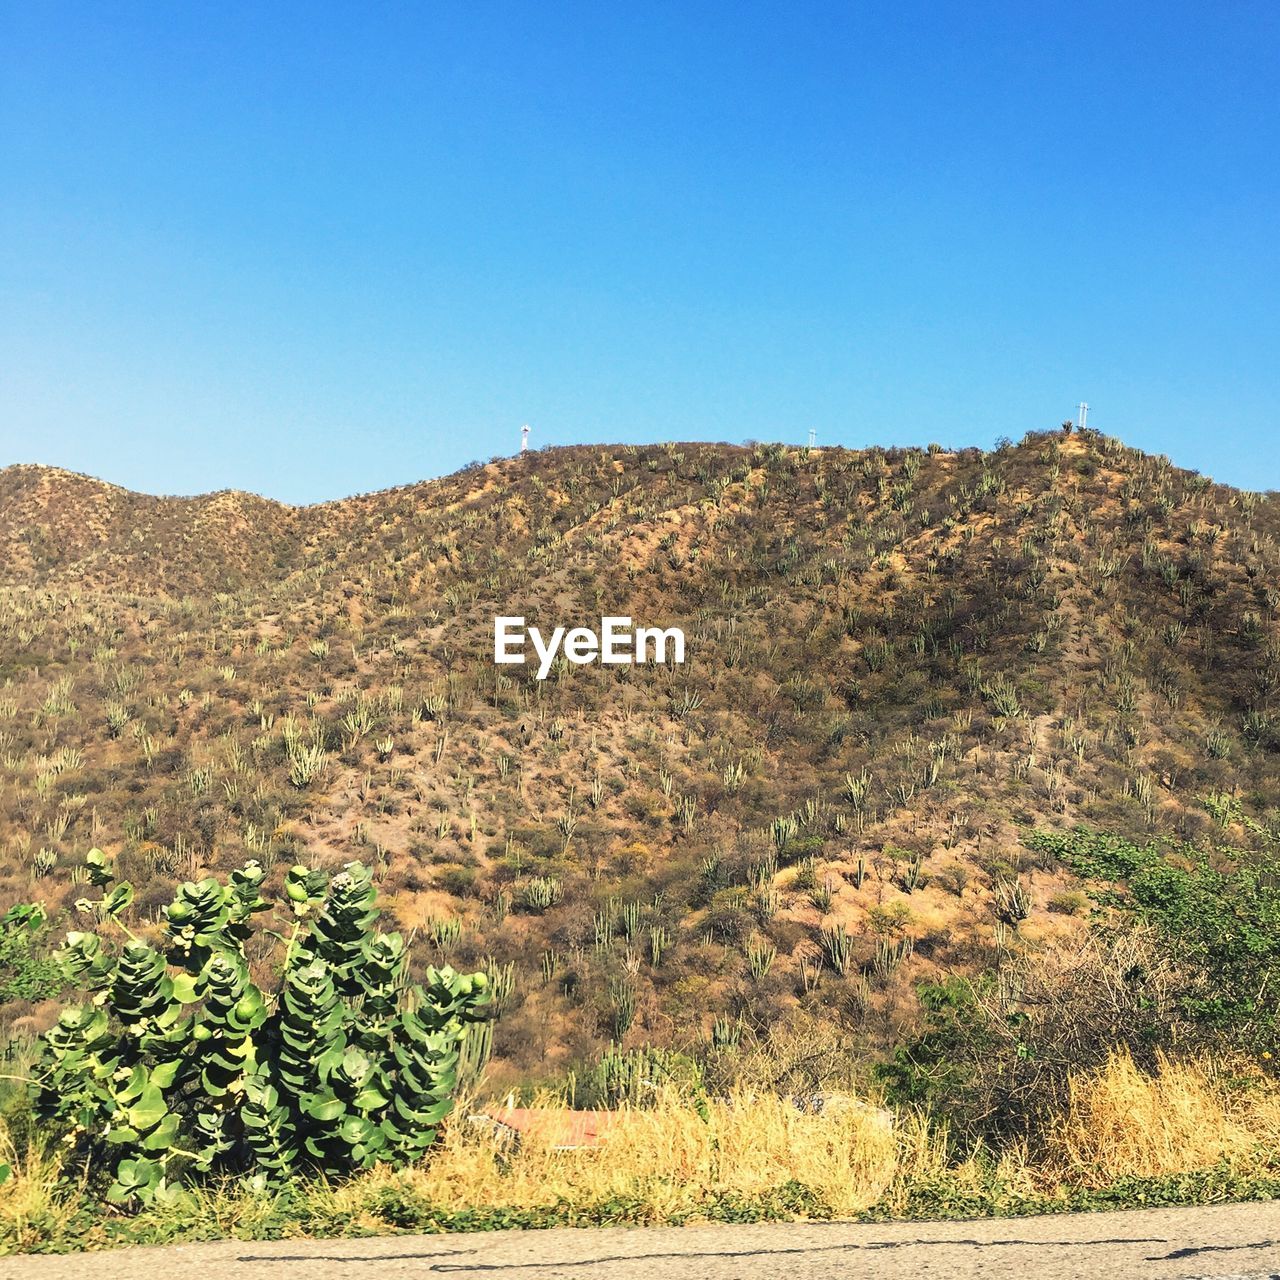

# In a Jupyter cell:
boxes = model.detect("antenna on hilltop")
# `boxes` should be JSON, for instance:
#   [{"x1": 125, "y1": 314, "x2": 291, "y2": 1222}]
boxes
[
  {"x1": 521, "y1": 424, "x2": 530, "y2": 453},
  {"x1": 807, "y1": 428, "x2": 817, "y2": 449},
  {"x1": 1076, "y1": 402, "x2": 1089, "y2": 431}
]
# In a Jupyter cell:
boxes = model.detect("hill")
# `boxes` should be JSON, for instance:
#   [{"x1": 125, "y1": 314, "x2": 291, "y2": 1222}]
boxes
[
  {"x1": 0, "y1": 464, "x2": 301, "y2": 593},
  {"x1": 2, "y1": 429, "x2": 1280, "y2": 1084}
]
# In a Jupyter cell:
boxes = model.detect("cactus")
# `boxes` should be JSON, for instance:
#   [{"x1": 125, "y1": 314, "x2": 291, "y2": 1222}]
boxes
[
  {"x1": 427, "y1": 916, "x2": 463, "y2": 953},
  {"x1": 898, "y1": 851, "x2": 925, "y2": 893},
  {"x1": 770, "y1": 813, "x2": 798, "y2": 856},
  {"x1": 621, "y1": 899, "x2": 643, "y2": 941},
  {"x1": 993, "y1": 876, "x2": 1033, "y2": 925},
  {"x1": 710, "y1": 1015, "x2": 743, "y2": 1051},
  {"x1": 577, "y1": 1043, "x2": 704, "y2": 1110},
  {"x1": 30, "y1": 847, "x2": 491, "y2": 1203},
  {"x1": 458, "y1": 1015, "x2": 494, "y2": 1089},
  {"x1": 483, "y1": 958, "x2": 517, "y2": 1014},
  {"x1": 810, "y1": 875, "x2": 835, "y2": 912},
  {"x1": 522, "y1": 876, "x2": 562, "y2": 912},
  {"x1": 873, "y1": 935, "x2": 914, "y2": 981},
  {"x1": 746, "y1": 939, "x2": 777, "y2": 982},
  {"x1": 820, "y1": 923, "x2": 856, "y2": 976},
  {"x1": 980, "y1": 674, "x2": 1022, "y2": 719},
  {"x1": 610, "y1": 978, "x2": 637, "y2": 1039},
  {"x1": 286, "y1": 740, "x2": 329, "y2": 789}
]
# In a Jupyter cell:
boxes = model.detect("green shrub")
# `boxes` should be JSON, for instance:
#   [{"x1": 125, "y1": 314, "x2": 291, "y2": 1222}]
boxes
[
  {"x1": 28, "y1": 849, "x2": 491, "y2": 1208},
  {"x1": 0, "y1": 904, "x2": 62, "y2": 1004},
  {"x1": 1026, "y1": 827, "x2": 1280, "y2": 1051},
  {"x1": 1047, "y1": 890, "x2": 1089, "y2": 916}
]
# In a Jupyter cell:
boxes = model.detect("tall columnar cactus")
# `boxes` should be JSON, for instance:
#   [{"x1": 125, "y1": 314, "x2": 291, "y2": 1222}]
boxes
[{"x1": 30, "y1": 849, "x2": 490, "y2": 1205}]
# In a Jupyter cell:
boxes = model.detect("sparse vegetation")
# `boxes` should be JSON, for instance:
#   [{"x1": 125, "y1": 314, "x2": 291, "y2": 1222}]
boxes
[{"x1": 3, "y1": 433, "x2": 1280, "y2": 1250}]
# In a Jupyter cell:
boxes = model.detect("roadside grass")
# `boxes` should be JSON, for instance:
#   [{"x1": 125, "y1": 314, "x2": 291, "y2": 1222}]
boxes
[
  {"x1": 4, "y1": 1052, "x2": 1280, "y2": 1255},
  {"x1": 1048, "y1": 1051, "x2": 1280, "y2": 1183}
]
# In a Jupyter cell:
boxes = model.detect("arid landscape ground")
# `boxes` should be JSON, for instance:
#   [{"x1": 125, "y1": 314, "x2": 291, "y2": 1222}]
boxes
[
  {"x1": 5, "y1": 427, "x2": 1280, "y2": 1253},
  {"x1": 4, "y1": 429, "x2": 1280, "y2": 1072}
]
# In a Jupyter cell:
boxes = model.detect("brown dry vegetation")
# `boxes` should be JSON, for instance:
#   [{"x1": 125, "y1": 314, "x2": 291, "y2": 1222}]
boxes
[
  {"x1": 4, "y1": 1052, "x2": 1280, "y2": 1250},
  {"x1": 2, "y1": 429, "x2": 1280, "y2": 1084}
]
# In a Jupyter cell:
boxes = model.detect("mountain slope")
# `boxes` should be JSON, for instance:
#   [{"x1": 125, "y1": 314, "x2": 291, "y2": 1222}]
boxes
[
  {"x1": 2, "y1": 430, "x2": 1279, "y2": 1082},
  {"x1": 0, "y1": 464, "x2": 302, "y2": 592}
]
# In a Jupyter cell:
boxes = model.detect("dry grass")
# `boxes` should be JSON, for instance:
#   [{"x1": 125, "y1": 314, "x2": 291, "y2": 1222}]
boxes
[
  {"x1": 0, "y1": 1126, "x2": 64, "y2": 1239},
  {"x1": 4, "y1": 1054, "x2": 1280, "y2": 1252},
  {"x1": 403, "y1": 1090, "x2": 921, "y2": 1219},
  {"x1": 393, "y1": 1057, "x2": 1280, "y2": 1216},
  {"x1": 1046, "y1": 1050, "x2": 1280, "y2": 1184}
]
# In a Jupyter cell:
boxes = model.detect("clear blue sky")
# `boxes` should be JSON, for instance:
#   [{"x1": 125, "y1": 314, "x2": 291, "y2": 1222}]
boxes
[{"x1": 2, "y1": 2, "x2": 1277, "y2": 503}]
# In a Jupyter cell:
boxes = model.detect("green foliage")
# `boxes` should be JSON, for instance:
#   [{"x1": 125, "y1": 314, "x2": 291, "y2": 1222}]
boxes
[
  {"x1": 30, "y1": 849, "x2": 491, "y2": 1206},
  {"x1": 866, "y1": 1157, "x2": 1280, "y2": 1223},
  {"x1": 11, "y1": 1157, "x2": 1280, "y2": 1253},
  {"x1": 0, "y1": 1173, "x2": 835, "y2": 1252},
  {"x1": 0, "y1": 903, "x2": 62, "y2": 1004},
  {"x1": 1026, "y1": 827, "x2": 1280, "y2": 1050},
  {"x1": 880, "y1": 826, "x2": 1280, "y2": 1142},
  {"x1": 874, "y1": 978, "x2": 998, "y2": 1112}
]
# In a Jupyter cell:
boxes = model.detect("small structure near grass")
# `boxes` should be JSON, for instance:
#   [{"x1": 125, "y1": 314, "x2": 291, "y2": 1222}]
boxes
[{"x1": 473, "y1": 1106, "x2": 620, "y2": 1150}]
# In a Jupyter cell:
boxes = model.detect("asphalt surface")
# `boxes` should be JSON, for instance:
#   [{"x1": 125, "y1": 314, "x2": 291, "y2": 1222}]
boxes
[{"x1": 7, "y1": 1202, "x2": 1280, "y2": 1279}]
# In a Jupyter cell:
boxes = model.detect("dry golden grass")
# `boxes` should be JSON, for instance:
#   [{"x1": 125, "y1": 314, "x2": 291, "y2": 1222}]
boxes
[
  {"x1": 0, "y1": 1127, "x2": 64, "y2": 1238},
  {"x1": 1047, "y1": 1050, "x2": 1280, "y2": 1184},
  {"x1": 4, "y1": 1053, "x2": 1280, "y2": 1252},
  {"x1": 269, "y1": 1057, "x2": 1280, "y2": 1224},
  {"x1": 406, "y1": 1089, "x2": 922, "y2": 1219}
]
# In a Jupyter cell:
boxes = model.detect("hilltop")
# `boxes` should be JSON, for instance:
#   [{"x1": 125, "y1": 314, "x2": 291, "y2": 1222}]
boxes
[
  {"x1": 0, "y1": 464, "x2": 301, "y2": 593},
  {"x1": 2, "y1": 430, "x2": 1279, "y2": 1084}
]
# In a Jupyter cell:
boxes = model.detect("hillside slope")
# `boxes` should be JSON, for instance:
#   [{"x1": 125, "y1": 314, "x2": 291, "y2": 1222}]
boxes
[
  {"x1": 0, "y1": 464, "x2": 302, "y2": 592},
  {"x1": 2, "y1": 430, "x2": 1279, "y2": 1080}
]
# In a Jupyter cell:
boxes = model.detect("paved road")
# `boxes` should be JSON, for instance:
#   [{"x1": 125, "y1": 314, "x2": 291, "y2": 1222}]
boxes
[{"x1": 8, "y1": 1202, "x2": 1280, "y2": 1279}]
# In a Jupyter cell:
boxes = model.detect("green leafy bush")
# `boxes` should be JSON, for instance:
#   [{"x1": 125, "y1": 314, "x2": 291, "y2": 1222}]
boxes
[
  {"x1": 29, "y1": 849, "x2": 491, "y2": 1207},
  {"x1": 0, "y1": 903, "x2": 61, "y2": 1004},
  {"x1": 1026, "y1": 827, "x2": 1280, "y2": 1051}
]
